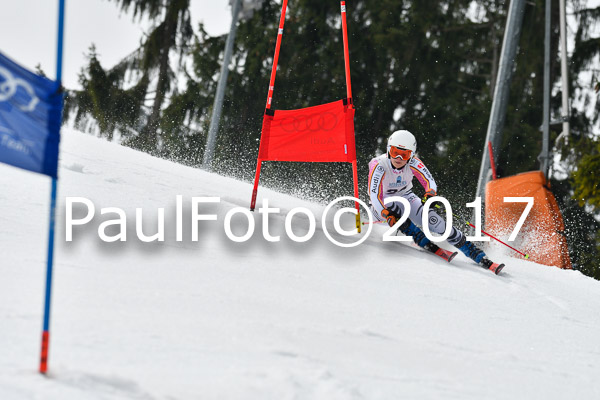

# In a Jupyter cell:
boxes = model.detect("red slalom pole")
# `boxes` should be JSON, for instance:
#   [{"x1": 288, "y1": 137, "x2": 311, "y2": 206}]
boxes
[
  {"x1": 265, "y1": 0, "x2": 288, "y2": 109},
  {"x1": 340, "y1": 1, "x2": 352, "y2": 103},
  {"x1": 341, "y1": 1, "x2": 361, "y2": 231},
  {"x1": 252, "y1": 0, "x2": 288, "y2": 210},
  {"x1": 487, "y1": 141, "x2": 498, "y2": 180},
  {"x1": 250, "y1": 159, "x2": 262, "y2": 211}
]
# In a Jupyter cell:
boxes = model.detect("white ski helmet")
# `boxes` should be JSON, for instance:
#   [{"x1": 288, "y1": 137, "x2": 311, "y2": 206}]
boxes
[{"x1": 387, "y1": 130, "x2": 416, "y2": 159}]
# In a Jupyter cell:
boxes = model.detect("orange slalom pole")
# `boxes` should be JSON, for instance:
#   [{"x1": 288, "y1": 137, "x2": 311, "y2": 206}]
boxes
[{"x1": 265, "y1": 0, "x2": 288, "y2": 109}]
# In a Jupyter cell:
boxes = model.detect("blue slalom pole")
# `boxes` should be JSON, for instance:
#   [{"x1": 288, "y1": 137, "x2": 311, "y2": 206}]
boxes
[{"x1": 40, "y1": 0, "x2": 65, "y2": 375}]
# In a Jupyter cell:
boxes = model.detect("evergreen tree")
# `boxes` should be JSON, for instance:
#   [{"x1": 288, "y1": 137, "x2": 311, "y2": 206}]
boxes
[
  {"x1": 569, "y1": 4, "x2": 600, "y2": 210},
  {"x1": 109, "y1": 0, "x2": 193, "y2": 151},
  {"x1": 64, "y1": 45, "x2": 148, "y2": 140},
  {"x1": 66, "y1": 0, "x2": 194, "y2": 151}
]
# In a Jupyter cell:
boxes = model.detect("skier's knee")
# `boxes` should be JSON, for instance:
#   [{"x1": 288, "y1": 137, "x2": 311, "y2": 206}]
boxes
[{"x1": 455, "y1": 235, "x2": 466, "y2": 248}]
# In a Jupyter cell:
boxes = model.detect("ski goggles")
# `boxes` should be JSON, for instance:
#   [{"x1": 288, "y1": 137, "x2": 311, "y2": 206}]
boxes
[{"x1": 388, "y1": 146, "x2": 413, "y2": 160}]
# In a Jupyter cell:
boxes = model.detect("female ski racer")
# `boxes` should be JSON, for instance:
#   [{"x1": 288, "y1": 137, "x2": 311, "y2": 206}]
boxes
[{"x1": 368, "y1": 130, "x2": 504, "y2": 274}]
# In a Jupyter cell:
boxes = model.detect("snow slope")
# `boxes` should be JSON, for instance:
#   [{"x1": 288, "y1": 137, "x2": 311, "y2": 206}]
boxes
[{"x1": 1, "y1": 129, "x2": 599, "y2": 400}]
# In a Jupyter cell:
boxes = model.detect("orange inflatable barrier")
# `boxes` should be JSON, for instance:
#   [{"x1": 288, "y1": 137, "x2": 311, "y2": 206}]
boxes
[{"x1": 485, "y1": 171, "x2": 571, "y2": 269}]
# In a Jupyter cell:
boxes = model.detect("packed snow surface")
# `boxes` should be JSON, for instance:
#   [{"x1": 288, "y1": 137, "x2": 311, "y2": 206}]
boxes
[{"x1": 1, "y1": 129, "x2": 599, "y2": 399}]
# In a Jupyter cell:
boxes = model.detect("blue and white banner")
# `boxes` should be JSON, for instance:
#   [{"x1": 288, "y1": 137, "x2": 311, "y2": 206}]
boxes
[{"x1": 0, "y1": 51, "x2": 62, "y2": 178}]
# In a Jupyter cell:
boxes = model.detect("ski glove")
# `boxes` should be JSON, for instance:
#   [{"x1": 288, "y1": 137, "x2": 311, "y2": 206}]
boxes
[
  {"x1": 421, "y1": 189, "x2": 437, "y2": 204},
  {"x1": 381, "y1": 204, "x2": 403, "y2": 227}
]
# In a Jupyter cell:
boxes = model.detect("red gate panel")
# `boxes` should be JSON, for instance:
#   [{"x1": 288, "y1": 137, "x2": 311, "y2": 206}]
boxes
[{"x1": 259, "y1": 99, "x2": 356, "y2": 162}]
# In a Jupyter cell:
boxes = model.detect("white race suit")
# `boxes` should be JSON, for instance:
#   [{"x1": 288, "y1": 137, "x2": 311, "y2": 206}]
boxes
[{"x1": 367, "y1": 154, "x2": 463, "y2": 246}]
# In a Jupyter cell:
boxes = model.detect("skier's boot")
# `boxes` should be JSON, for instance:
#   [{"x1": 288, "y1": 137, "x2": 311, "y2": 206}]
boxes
[
  {"x1": 481, "y1": 257, "x2": 505, "y2": 275},
  {"x1": 398, "y1": 219, "x2": 431, "y2": 248},
  {"x1": 423, "y1": 242, "x2": 458, "y2": 262},
  {"x1": 455, "y1": 237, "x2": 486, "y2": 263},
  {"x1": 394, "y1": 220, "x2": 457, "y2": 262},
  {"x1": 455, "y1": 237, "x2": 504, "y2": 274}
]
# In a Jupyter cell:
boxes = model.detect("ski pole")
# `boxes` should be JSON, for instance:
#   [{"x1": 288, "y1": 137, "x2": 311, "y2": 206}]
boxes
[
  {"x1": 430, "y1": 202, "x2": 530, "y2": 259},
  {"x1": 362, "y1": 220, "x2": 386, "y2": 225},
  {"x1": 462, "y1": 220, "x2": 529, "y2": 259}
]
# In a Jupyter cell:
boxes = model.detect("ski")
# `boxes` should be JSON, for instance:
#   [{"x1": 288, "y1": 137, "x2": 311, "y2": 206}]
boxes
[
  {"x1": 423, "y1": 243, "x2": 458, "y2": 263},
  {"x1": 481, "y1": 258, "x2": 505, "y2": 275}
]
